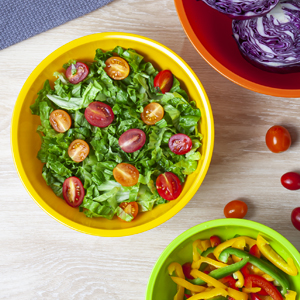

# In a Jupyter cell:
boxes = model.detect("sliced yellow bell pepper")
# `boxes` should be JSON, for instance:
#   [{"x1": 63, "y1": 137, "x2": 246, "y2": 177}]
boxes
[
  {"x1": 168, "y1": 262, "x2": 185, "y2": 300},
  {"x1": 285, "y1": 290, "x2": 297, "y2": 300},
  {"x1": 214, "y1": 236, "x2": 256, "y2": 260},
  {"x1": 257, "y1": 234, "x2": 298, "y2": 276},
  {"x1": 192, "y1": 256, "x2": 244, "y2": 288},
  {"x1": 232, "y1": 239, "x2": 246, "y2": 262},
  {"x1": 250, "y1": 264, "x2": 265, "y2": 276},
  {"x1": 190, "y1": 269, "x2": 248, "y2": 300},
  {"x1": 188, "y1": 288, "x2": 228, "y2": 300},
  {"x1": 171, "y1": 277, "x2": 206, "y2": 293},
  {"x1": 193, "y1": 239, "x2": 211, "y2": 261},
  {"x1": 262, "y1": 274, "x2": 274, "y2": 281},
  {"x1": 242, "y1": 287, "x2": 262, "y2": 293}
]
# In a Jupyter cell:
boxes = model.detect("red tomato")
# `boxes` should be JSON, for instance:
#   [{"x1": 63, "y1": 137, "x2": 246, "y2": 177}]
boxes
[
  {"x1": 65, "y1": 62, "x2": 89, "y2": 84},
  {"x1": 291, "y1": 207, "x2": 300, "y2": 231},
  {"x1": 249, "y1": 245, "x2": 261, "y2": 258},
  {"x1": 182, "y1": 262, "x2": 194, "y2": 280},
  {"x1": 49, "y1": 109, "x2": 71, "y2": 133},
  {"x1": 62, "y1": 176, "x2": 85, "y2": 207},
  {"x1": 104, "y1": 57, "x2": 130, "y2": 80},
  {"x1": 265, "y1": 125, "x2": 291, "y2": 153},
  {"x1": 68, "y1": 139, "x2": 90, "y2": 162},
  {"x1": 210, "y1": 235, "x2": 221, "y2": 247},
  {"x1": 169, "y1": 134, "x2": 192, "y2": 155},
  {"x1": 141, "y1": 102, "x2": 164, "y2": 125},
  {"x1": 118, "y1": 202, "x2": 139, "y2": 221},
  {"x1": 224, "y1": 200, "x2": 248, "y2": 218},
  {"x1": 113, "y1": 163, "x2": 139, "y2": 187},
  {"x1": 281, "y1": 172, "x2": 300, "y2": 190},
  {"x1": 156, "y1": 172, "x2": 182, "y2": 201},
  {"x1": 154, "y1": 70, "x2": 173, "y2": 94},
  {"x1": 85, "y1": 101, "x2": 114, "y2": 128},
  {"x1": 118, "y1": 129, "x2": 146, "y2": 153}
]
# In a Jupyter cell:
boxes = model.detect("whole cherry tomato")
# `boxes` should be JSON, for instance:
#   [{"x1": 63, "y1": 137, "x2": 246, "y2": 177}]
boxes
[
  {"x1": 265, "y1": 125, "x2": 291, "y2": 153},
  {"x1": 291, "y1": 207, "x2": 300, "y2": 231},
  {"x1": 154, "y1": 70, "x2": 173, "y2": 94},
  {"x1": 281, "y1": 172, "x2": 300, "y2": 190},
  {"x1": 224, "y1": 200, "x2": 248, "y2": 218},
  {"x1": 210, "y1": 235, "x2": 221, "y2": 247},
  {"x1": 65, "y1": 62, "x2": 89, "y2": 84}
]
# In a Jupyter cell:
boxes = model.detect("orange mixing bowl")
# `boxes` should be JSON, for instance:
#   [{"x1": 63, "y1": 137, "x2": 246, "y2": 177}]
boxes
[{"x1": 174, "y1": 0, "x2": 300, "y2": 98}]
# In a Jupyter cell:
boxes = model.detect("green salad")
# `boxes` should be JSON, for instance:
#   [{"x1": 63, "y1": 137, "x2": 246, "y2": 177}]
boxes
[{"x1": 30, "y1": 46, "x2": 202, "y2": 221}]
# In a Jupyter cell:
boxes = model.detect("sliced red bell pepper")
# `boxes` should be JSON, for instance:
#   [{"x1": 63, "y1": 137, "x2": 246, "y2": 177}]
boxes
[
  {"x1": 182, "y1": 262, "x2": 194, "y2": 280},
  {"x1": 245, "y1": 275, "x2": 284, "y2": 300},
  {"x1": 185, "y1": 294, "x2": 191, "y2": 299},
  {"x1": 220, "y1": 276, "x2": 239, "y2": 290},
  {"x1": 250, "y1": 293, "x2": 262, "y2": 300},
  {"x1": 249, "y1": 245, "x2": 261, "y2": 258}
]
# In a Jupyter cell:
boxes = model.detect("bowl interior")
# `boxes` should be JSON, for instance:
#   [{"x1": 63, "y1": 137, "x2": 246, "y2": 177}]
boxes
[
  {"x1": 177, "y1": 1, "x2": 300, "y2": 97},
  {"x1": 11, "y1": 33, "x2": 214, "y2": 236},
  {"x1": 146, "y1": 219, "x2": 300, "y2": 299}
]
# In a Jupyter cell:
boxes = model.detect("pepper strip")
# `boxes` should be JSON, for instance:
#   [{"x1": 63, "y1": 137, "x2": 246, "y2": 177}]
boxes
[
  {"x1": 232, "y1": 239, "x2": 246, "y2": 262},
  {"x1": 257, "y1": 235, "x2": 298, "y2": 276},
  {"x1": 170, "y1": 277, "x2": 206, "y2": 293},
  {"x1": 190, "y1": 257, "x2": 249, "y2": 287},
  {"x1": 168, "y1": 262, "x2": 185, "y2": 300},
  {"x1": 193, "y1": 240, "x2": 211, "y2": 262},
  {"x1": 191, "y1": 270, "x2": 248, "y2": 300},
  {"x1": 192, "y1": 256, "x2": 244, "y2": 288},
  {"x1": 188, "y1": 288, "x2": 228, "y2": 300},
  {"x1": 243, "y1": 288, "x2": 262, "y2": 293},
  {"x1": 218, "y1": 248, "x2": 289, "y2": 295},
  {"x1": 214, "y1": 237, "x2": 256, "y2": 260},
  {"x1": 285, "y1": 290, "x2": 297, "y2": 300}
]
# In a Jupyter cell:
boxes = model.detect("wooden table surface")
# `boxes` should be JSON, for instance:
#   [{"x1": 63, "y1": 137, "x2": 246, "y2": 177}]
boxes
[{"x1": 1, "y1": 0, "x2": 300, "y2": 299}]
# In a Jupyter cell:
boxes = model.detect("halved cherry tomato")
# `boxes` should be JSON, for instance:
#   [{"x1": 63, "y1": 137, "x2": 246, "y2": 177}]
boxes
[
  {"x1": 169, "y1": 134, "x2": 192, "y2": 155},
  {"x1": 210, "y1": 235, "x2": 221, "y2": 247},
  {"x1": 118, "y1": 129, "x2": 146, "y2": 153},
  {"x1": 104, "y1": 57, "x2": 130, "y2": 80},
  {"x1": 291, "y1": 207, "x2": 300, "y2": 231},
  {"x1": 113, "y1": 163, "x2": 139, "y2": 187},
  {"x1": 156, "y1": 172, "x2": 182, "y2": 200},
  {"x1": 281, "y1": 172, "x2": 300, "y2": 190},
  {"x1": 265, "y1": 125, "x2": 291, "y2": 153},
  {"x1": 65, "y1": 62, "x2": 89, "y2": 84},
  {"x1": 249, "y1": 245, "x2": 261, "y2": 258},
  {"x1": 182, "y1": 262, "x2": 194, "y2": 280},
  {"x1": 224, "y1": 200, "x2": 248, "y2": 219},
  {"x1": 68, "y1": 139, "x2": 90, "y2": 162},
  {"x1": 118, "y1": 201, "x2": 139, "y2": 221},
  {"x1": 85, "y1": 101, "x2": 114, "y2": 128},
  {"x1": 49, "y1": 109, "x2": 71, "y2": 133},
  {"x1": 62, "y1": 176, "x2": 85, "y2": 207},
  {"x1": 141, "y1": 102, "x2": 164, "y2": 125},
  {"x1": 154, "y1": 70, "x2": 173, "y2": 94}
]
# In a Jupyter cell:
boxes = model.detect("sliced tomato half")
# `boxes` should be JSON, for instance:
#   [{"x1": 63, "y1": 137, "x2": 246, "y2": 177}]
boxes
[
  {"x1": 62, "y1": 176, "x2": 85, "y2": 207},
  {"x1": 156, "y1": 172, "x2": 182, "y2": 200}
]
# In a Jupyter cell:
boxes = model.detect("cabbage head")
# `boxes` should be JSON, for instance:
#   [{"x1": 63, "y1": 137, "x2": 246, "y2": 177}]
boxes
[
  {"x1": 201, "y1": 0, "x2": 280, "y2": 20},
  {"x1": 232, "y1": 0, "x2": 300, "y2": 73}
]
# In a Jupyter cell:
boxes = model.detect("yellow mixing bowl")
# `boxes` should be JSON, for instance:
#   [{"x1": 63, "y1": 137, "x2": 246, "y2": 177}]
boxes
[{"x1": 11, "y1": 33, "x2": 214, "y2": 236}]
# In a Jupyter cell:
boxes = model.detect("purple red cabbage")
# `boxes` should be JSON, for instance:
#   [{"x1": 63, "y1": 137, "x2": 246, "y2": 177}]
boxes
[
  {"x1": 201, "y1": 0, "x2": 280, "y2": 20},
  {"x1": 232, "y1": 0, "x2": 300, "y2": 73}
]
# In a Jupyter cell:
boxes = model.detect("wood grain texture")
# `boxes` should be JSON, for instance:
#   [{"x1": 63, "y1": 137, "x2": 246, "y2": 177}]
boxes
[{"x1": 1, "y1": 0, "x2": 300, "y2": 298}]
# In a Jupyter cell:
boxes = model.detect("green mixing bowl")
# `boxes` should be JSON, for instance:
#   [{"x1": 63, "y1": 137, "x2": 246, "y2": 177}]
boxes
[{"x1": 146, "y1": 219, "x2": 300, "y2": 299}]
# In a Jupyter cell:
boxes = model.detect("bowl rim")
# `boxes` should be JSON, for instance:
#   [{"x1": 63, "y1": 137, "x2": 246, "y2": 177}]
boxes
[
  {"x1": 174, "y1": 0, "x2": 300, "y2": 98},
  {"x1": 11, "y1": 32, "x2": 214, "y2": 237},
  {"x1": 145, "y1": 218, "x2": 300, "y2": 299}
]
